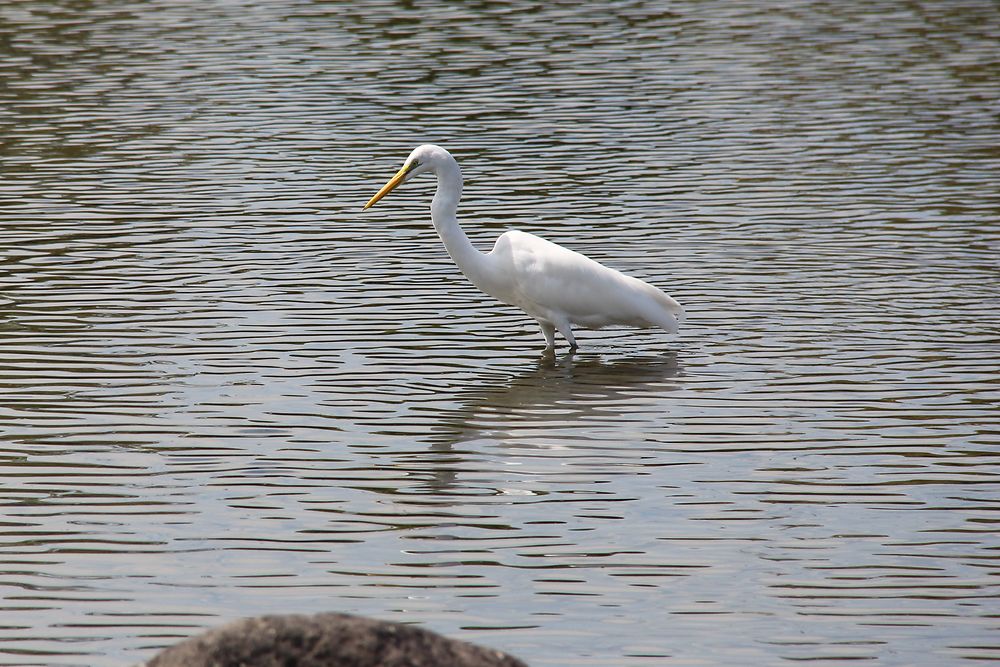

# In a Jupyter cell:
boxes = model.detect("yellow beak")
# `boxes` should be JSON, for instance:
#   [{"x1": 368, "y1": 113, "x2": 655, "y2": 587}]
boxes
[{"x1": 363, "y1": 162, "x2": 412, "y2": 210}]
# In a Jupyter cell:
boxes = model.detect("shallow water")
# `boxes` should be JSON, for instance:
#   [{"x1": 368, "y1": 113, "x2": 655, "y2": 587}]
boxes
[{"x1": 1, "y1": 1, "x2": 998, "y2": 665}]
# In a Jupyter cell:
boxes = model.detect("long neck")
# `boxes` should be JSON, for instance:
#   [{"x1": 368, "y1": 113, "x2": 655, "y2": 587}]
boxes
[{"x1": 430, "y1": 159, "x2": 492, "y2": 287}]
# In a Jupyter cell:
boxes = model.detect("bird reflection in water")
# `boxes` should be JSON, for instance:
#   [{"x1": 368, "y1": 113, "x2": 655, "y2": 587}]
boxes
[{"x1": 409, "y1": 352, "x2": 682, "y2": 492}]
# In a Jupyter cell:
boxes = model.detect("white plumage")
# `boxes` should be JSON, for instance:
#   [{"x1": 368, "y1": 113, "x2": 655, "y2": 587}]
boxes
[{"x1": 364, "y1": 144, "x2": 684, "y2": 350}]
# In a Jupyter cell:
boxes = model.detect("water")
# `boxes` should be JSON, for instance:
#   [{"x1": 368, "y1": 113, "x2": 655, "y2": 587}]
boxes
[{"x1": 1, "y1": 1, "x2": 998, "y2": 665}]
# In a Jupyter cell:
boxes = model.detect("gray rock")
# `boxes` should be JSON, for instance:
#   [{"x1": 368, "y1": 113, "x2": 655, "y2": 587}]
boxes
[{"x1": 145, "y1": 612, "x2": 529, "y2": 667}]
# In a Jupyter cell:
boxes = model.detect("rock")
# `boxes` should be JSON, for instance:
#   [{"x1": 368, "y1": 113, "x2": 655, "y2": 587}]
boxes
[{"x1": 145, "y1": 612, "x2": 528, "y2": 667}]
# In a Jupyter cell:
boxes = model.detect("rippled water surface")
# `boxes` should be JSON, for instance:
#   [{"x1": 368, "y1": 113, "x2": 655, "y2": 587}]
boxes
[{"x1": 2, "y1": 1, "x2": 999, "y2": 665}]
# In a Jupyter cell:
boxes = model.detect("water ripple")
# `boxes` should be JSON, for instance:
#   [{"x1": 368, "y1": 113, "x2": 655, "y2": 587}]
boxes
[{"x1": 1, "y1": 0, "x2": 998, "y2": 666}]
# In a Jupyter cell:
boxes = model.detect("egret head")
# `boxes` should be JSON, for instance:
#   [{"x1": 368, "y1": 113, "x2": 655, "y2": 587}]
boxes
[{"x1": 363, "y1": 144, "x2": 451, "y2": 210}]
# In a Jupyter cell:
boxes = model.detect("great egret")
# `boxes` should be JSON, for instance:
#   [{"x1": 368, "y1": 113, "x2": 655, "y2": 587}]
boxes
[{"x1": 363, "y1": 145, "x2": 684, "y2": 350}]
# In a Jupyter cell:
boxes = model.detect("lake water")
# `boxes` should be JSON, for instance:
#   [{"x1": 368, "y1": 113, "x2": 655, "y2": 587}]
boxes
[{"x1": 1, "y1": 1, "x2": 998, "y2": 665}]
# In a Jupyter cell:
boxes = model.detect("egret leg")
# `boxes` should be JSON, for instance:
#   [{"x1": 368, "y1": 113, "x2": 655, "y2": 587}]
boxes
[
  {"x1": 539, "y1": 322, "x2": 556, "y2": 350},
  {"x1": 554, "y1": 320, "x2": 577, "y2": 350}
]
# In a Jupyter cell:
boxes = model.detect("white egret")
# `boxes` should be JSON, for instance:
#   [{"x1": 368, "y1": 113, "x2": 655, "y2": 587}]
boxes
[{"x1": 363, "y1": 145, "x2": 684, "y2": 350}]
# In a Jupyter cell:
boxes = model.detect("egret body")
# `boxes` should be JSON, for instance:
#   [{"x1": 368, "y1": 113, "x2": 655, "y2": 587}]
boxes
[{"x1": 363, "y1": 145, "x2": 684, "y2": 350}]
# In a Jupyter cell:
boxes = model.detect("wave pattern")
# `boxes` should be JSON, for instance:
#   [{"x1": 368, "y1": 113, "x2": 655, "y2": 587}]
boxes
[{"x1": 1, "y1": 1, "x2": 998, "y2": 665}]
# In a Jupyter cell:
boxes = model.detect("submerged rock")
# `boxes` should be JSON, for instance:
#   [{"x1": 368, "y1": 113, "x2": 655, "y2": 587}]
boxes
[{"x1": 145, "y1": 612, "x2": 528, "y2": 667}]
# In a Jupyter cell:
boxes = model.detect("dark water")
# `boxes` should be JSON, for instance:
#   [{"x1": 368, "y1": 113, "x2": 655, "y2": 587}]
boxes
[{"x1": 1, "y1": 1, "x2": 999, "y2": 665}]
